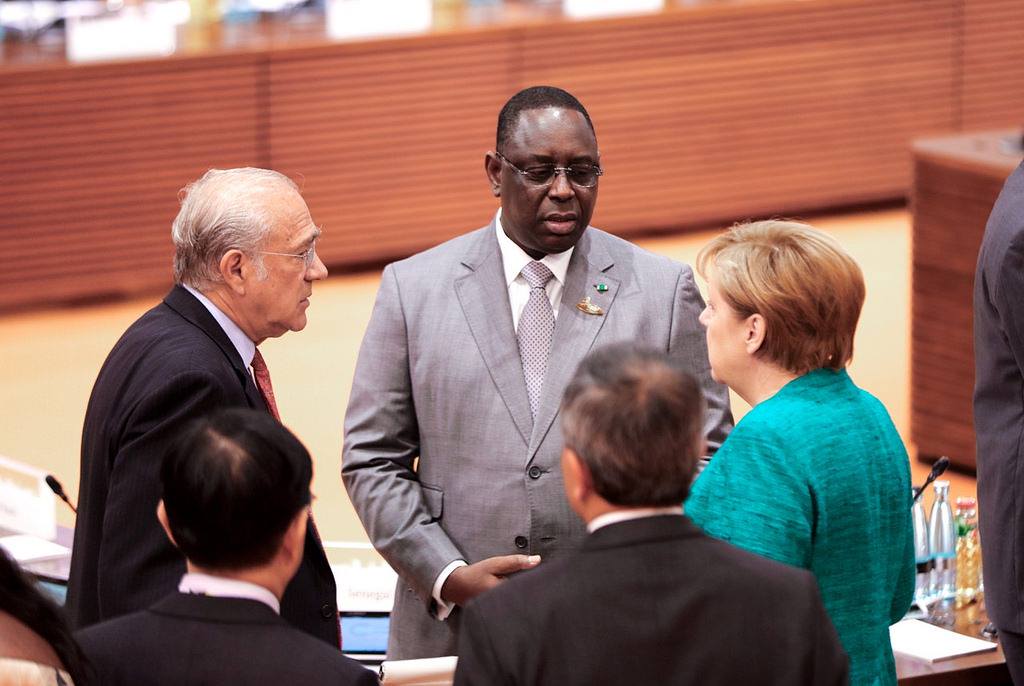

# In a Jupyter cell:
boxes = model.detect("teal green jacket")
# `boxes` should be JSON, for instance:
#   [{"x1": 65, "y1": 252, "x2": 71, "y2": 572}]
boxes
[{"x1": 687, "y1": 369, "x2": 914, "y2": 686}]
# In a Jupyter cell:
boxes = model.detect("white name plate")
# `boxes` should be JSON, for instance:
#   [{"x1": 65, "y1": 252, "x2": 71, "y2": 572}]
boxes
[
  {"x1": 332, "y1": 558, "x2": 398, "y2": 612},
  {"x1": 66, "y1": 10, "x2": 177, "y2": 63},
  {"x1": 564, "y1": 0, "x2": 663, "y2": 20},
  {"x1": 326, "y1": 0, "x2": 432, "y2": 40},
  {"x1": 0, "y1": 453, "x2": 56, "y2": 541}
]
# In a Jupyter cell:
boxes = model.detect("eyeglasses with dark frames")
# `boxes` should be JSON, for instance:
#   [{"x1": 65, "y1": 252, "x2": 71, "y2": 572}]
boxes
[{"x1": 495, "y1": 151, "x2": 603, "y2": 188}]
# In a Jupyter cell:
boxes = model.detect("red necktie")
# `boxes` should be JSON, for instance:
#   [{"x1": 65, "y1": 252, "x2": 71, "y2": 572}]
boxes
[
  {"x1": 250, "y1": 348, "x2": 341, "y2": 649},
  {"x1": 250, "y1": 349, "x2": 280, "y2": 420}
]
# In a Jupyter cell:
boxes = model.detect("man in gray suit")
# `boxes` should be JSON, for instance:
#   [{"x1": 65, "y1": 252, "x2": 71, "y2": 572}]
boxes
[
  {"x1": 974, "y1": 159, "x2": 1024, "y2": 682},
  {"x1": 342, "y1": 86, "x2": 732, "y2": 659}
]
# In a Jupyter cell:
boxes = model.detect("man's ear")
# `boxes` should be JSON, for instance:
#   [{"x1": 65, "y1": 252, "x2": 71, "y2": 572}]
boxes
[
  {"x1": 156, "y1": 500, "x2": 178, "y2": 548},
  {"x1": 561, "y1": 447, "x2": 593, "y2": 508},
  {"x1": 484, "y1": 152, "x2": 502, "y2": 197},
  {"x1": 279, "y1": 507, "x2": 308, "y2": 567},
  {"x1": 218, "y1": 249, "x2": 248, "y2": 295},
  {"x1": 745, "y1": 313, "x2": 767, "y2": 355}
]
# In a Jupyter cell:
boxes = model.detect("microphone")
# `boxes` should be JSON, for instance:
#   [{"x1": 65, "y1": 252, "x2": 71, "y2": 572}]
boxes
[
  {"x1": 45, "y1": 475, "x2": 77, "y2": 515},
  {"x1": 912, "y1": 456, "x2": 950, "y2": 503}
]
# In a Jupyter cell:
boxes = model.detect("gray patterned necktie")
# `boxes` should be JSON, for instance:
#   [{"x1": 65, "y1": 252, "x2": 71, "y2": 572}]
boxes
[{"x1": 517, "y1": 261, "x2": 556, "y2": 418}]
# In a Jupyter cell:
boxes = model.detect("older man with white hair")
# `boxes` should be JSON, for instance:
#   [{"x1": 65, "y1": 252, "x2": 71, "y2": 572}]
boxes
[{"x1": 66, "y1": 168, "x2": 340, "y2": 647}]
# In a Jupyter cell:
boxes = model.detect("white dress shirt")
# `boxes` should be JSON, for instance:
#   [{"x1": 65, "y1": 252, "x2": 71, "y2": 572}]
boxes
[
  {"x1": 431, "y1": 209, "x2": 576, "y2": 620},
  {"x1": 494, "y1": 208, "x2": 574, "y2": 331},
  {"x1": 179, "y1": 572, "x2": 280, "y2": 614},
  {"x1": 586, "y1": 507, "x2": 684, "y2": 533},
  {"x1": 183, "y1": 284, "x2": 257, "y2": 378}
]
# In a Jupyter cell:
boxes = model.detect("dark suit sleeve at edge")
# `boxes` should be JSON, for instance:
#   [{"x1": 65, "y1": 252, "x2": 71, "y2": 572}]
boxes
[
  {"x1": 96, "y1": 370, "x2": 234, "y2": 619},
  {"x1": 990, "y1": 232, "x2": 1024, "y2": 377}
]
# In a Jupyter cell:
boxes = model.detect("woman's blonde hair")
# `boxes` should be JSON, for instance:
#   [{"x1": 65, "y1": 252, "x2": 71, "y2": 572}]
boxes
[{"x1": 696, "y1": 220, "x2": 865, "y2": 375}]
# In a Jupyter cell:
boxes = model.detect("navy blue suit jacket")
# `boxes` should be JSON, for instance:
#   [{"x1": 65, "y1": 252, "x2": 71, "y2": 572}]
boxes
[
  {"x1": 66, "y1": 286, "x2": 339, "y2": 646},
  {"x1": 455, "y1": 516, "x2": 848, "y2": 686},
  {"x1": 77, "y1": 593, "x2": 376, "y2": 685}
]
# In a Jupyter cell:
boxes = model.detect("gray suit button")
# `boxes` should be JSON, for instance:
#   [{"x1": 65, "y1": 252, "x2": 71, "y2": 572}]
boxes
[
  {"x1": 514, "y1": 536, "x2": 528, "y2": 549},
  {"x1": 528, "y1": 466, "x2": 541, "y2": 479},
  {"x1": 320, "y1": 603, "x2": 334, "y2": 619}
]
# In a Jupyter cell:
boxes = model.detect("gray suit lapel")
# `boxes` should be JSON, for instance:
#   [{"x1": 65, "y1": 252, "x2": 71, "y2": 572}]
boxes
[
  {"x1": 527, "y1": 230, "x2": 619, "y2": 460},
  {"x1": 455, "y1": 225, "x2": 534, "y2": 447}
]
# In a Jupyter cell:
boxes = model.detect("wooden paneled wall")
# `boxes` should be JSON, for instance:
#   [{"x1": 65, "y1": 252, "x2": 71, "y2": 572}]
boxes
[
  {"x1": 910, "y1": 133, "x2": 1022, "y2": 470},
  {"x1": 960, "y1": 0, "x2": 1024, "y2": 130},
  {"x1": 268, "y1": 34, "x2": 514, "y2": 266},
  {"x1": 0, "y1": 56, "x2": 264, "y2": 307},
  {"x1": 0, "y1": 0, "x2": 1019, "y2": 311},
  {"x1": 519, "y1": 0, "x2": 957, "y2": 234}
]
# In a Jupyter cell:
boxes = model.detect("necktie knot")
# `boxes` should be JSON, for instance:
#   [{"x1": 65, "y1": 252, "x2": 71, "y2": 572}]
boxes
[{"x1": 520, "y1": 261, "x2": 554, "y2": 290}]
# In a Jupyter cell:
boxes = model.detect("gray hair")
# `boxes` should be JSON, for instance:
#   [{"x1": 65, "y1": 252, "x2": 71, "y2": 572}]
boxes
[
  {"x1": 172, "y1": 168, "x2": 298, "y2": 288},
  {"x1": 560, "y1": 343, "x2": 705, "y2": 507}
]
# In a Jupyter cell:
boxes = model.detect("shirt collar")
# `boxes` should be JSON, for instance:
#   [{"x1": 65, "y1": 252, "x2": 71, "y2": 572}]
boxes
[
  {"x1": 183, "y1": 284, "x2": 256, "y2": 369},
  {"x1": 587, "y1": 507, "x2": 684, "y2": 533},
  {"x1": 494, "y1": 208, "x2": 574, "y2": 288},
  {"x1": 178, "y1": 572, "x2": 280, "y2": 614}
]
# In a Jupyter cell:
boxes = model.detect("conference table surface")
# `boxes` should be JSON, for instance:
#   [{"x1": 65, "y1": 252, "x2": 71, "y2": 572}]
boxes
[{"x1": 895, "y1": 602, "x2": 1010, "y2": 686}]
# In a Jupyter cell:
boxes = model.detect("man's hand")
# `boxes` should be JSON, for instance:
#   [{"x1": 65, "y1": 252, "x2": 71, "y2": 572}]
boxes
[{"x1": 441, "y1": 554, "x2": 541, "y2": 607}]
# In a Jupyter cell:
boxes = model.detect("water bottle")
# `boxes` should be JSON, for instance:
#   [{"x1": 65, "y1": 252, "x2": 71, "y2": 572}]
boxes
[
  {"x1": 929, "y1": 481, "x2": 956, "y2": 599},
  {"x1": 911, "y1": 489, "x2": 932, "y2": 605},
  {"x1": 955, "y1": 496, "x2": 981, "y2": 608}
]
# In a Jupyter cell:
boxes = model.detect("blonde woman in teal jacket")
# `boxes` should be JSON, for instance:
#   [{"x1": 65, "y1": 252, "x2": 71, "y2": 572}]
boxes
[{"x1": 685, "y1": 220, "x2": 914, "y2": 686}]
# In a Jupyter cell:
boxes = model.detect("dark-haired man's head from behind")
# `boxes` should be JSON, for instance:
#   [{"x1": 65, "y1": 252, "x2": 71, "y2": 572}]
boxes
[
  {"x1": 158, "y1": 408, "x2": 312, "y2": 595},
  {"x1": 560, "y1": 344, "x2": 705, "y2": 523}
]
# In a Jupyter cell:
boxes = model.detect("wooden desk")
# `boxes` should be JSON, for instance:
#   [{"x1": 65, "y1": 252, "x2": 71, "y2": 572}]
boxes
[
  {"x1": 2, "y1": 0, "x2": 1023, "y2": 311},
  {"x1": 910, "y1": 131, "x2": 1023, "y2": 471},
  {"x1": 896, "y1": 603, "x2": 1010, "y2": 686}
]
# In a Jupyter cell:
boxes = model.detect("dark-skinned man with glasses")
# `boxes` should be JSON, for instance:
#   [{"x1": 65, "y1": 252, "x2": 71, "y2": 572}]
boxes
[{"x1": 343, "y1": 86, "x2": 733, "y2": 659}]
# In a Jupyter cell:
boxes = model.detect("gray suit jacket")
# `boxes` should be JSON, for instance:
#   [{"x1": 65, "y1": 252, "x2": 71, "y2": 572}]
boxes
[
  {"x1": 974, "y1": 161, "x2": 1024, "y2": 632},
  {"x1": 342, "y1": 221, "x2": 732, "y2": 658}
]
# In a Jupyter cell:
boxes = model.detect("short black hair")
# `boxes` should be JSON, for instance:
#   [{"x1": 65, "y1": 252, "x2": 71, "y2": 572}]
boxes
[
  {"x1": 160, "y1": 408, "x2": 312, "y2": 570},
  {"x1": 496, "y1": 86, "x2": 595, "y2": 151},
  {"x1": 561, "y1": 344, "x2": 705, "y2": 506}
]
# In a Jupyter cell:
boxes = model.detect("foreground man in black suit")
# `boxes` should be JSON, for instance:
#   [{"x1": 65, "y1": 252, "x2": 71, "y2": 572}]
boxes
[
  {"x1": 455, "y1": 344, "x2": 849, "y2": 686},
  {"x1": 67, "y1": 168, "x2": 339, "y2": 645},
  {"x1": 77, "y1": 409, "x2": 377, "y2": 685}
]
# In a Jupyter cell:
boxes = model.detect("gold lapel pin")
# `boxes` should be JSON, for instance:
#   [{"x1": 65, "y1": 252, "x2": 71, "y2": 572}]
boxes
[{"x1": 576, "y1": 296, "x2": 604, "y2": 316}]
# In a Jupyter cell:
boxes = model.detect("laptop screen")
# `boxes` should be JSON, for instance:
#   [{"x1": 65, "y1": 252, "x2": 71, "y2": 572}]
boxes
[{"x1": 341, "y1": 612, "x2": 390, "y2": 655}]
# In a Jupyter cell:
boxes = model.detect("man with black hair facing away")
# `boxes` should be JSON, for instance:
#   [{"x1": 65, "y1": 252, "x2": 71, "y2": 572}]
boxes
[
  {"x1": 76, "y1": 409, "x2": 376, "y2": 686},
  {"x1": 455, "y1": 344, "x2": 848, "y2": 685}
]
